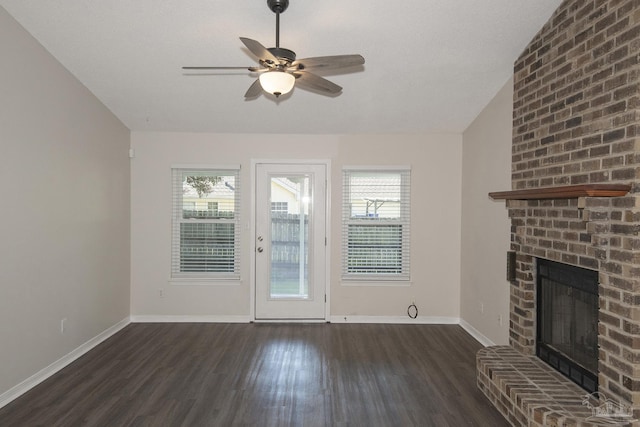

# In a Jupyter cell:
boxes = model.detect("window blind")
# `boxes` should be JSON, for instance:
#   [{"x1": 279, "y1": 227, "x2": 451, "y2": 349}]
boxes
[
  {"x1": 342, "y1": 168, "x2": 411, "y2": 281},
  {"x1": 171, "y1": 168, "x2": 241, "y2": 279}
]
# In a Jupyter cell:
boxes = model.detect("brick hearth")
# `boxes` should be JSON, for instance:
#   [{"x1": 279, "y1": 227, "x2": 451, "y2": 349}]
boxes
[{"x1": 477, "y1": 346, "x2": 608, "y2": 427}]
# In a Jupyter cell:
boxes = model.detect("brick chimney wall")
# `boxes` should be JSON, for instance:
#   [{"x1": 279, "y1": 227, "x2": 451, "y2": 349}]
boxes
[{"x1": 509, "y1": 0, "x2": 640, "y2": 408}]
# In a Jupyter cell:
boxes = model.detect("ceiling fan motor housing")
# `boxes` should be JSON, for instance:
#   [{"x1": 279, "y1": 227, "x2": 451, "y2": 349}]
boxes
[
  {"x1": 267, "y1": 0, "x2": 289, "y2": 14},
  {"x1": 268, "y1": 47, "x2": 296, "y2": 63}
]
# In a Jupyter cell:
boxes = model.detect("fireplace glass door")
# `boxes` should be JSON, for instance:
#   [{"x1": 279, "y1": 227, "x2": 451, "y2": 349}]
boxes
[{"x1": 537, "y1": 258, "x2": 598, "y2": 393}]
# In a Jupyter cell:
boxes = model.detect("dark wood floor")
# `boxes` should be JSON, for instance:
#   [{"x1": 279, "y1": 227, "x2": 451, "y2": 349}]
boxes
[{"x1": 0, "y1": 323, "x2": 508, "y2": 427}]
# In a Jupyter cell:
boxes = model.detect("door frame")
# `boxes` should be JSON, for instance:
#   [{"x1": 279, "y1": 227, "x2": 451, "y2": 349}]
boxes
[{"x1": 250, "y1": 159, "x2": 331, "y2": 322}]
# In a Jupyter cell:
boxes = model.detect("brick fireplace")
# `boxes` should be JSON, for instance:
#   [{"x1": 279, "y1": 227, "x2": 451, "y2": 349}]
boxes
[{"x1": 477, "y1": 0, "x2": 640, "y2": 424}]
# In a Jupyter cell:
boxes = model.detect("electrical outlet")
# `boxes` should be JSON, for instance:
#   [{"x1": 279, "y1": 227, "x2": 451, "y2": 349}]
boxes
[
  {"x1": 158, "y1": 288, "x2": 164, "y2": 298},
  {"x1": 60, "y1": 318, "x2": 66, "y2": 334}
]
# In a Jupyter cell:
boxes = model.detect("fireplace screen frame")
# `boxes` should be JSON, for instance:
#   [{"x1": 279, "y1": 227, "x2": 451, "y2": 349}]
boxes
[{"x1": 536, "y1": 258, "x2": 599, "y2": 393}]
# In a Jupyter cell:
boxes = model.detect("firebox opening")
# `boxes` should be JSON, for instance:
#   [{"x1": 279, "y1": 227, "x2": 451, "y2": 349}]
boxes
[{"x1": 536, "y1": 258, "x2": 599, "y2": 393}]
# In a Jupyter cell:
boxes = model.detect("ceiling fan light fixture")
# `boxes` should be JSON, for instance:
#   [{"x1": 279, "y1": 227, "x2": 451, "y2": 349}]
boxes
[{"x1": 259, "y1": 70, "x2": 295, "y2": 97}]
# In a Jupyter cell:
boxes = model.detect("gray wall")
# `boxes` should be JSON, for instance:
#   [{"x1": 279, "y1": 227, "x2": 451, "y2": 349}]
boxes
[
  {"x1": 460, "y1": 77, "x2": 513, "y2": 345},
  {"x1": 130, "y1": 132, "x2": 463, "y2": 321},
  {"x1": 0, "y1": 7, "x2": 130, "y2": 398}
]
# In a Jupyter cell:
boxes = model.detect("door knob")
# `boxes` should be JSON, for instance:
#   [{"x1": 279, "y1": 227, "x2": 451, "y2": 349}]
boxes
[
  {"x1": 257, "y1": 247, "x2": 263, "y2": 253},
  {"x1": 257, "y1": 236, "x2": 263, "y2": 242}
]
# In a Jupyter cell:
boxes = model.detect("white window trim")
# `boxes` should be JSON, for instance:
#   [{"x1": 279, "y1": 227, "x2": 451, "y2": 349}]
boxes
[
  {"x1": 171, "y1": 165, "x2": 241, "y2": 282},
  {"x1": 340, "y1": 280, "x2": 413, "y2": 287},
  {"x1": 167, "y1": 278, "x2": 243, "y2": 286},
  {"x1": 341, "y1": 166, "x2": 411, "y2": 283}
]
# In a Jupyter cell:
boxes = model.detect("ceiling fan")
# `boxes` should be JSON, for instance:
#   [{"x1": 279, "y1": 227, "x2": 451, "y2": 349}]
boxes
[{"x1": 182, "y1": 0, "x2": 365, "y2": 99}]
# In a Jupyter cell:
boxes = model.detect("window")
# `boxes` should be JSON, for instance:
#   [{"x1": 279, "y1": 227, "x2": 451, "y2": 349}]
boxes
[
  {"x1": 271, "y1": 201, "x2": 288, "y2": 213},
  {"x1": 172, "y1": 168, "x2": 240, "y2": 279},
  {"x1": 342, "y1": 168, "x2": 410, "y2": 281}
]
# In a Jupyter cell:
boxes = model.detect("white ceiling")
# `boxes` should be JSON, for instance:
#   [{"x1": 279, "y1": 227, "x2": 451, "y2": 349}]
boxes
[{"x1": 1, "y1": 0, "x2": 562, "y2": 134}]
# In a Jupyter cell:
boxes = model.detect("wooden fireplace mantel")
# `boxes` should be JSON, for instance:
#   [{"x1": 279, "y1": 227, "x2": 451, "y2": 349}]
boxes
[{"x1": 489, "y1": 184, "x2": 631, "y2": 200}]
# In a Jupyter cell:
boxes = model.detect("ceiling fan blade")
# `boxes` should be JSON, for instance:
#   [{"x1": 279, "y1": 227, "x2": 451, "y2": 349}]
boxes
[
  {"x1": 294, "y1": 71, "x2": 342, "y2": 94},
  {"x1": 240, "y1": 37, "x2": 279, "y2": 64},
  {"x1": 291, "y1": 54, "x2": 364, "y2": 72},
  {"x1": 182, "y1": 66, "x2": 261, "y2": 71},
  {"x1": 244, "y1": 79, "x2": 263, "y2": 98}
]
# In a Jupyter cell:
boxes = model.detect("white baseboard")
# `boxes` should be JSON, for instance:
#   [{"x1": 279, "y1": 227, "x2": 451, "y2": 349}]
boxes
[
  {"x1": 329, "y1": 315, "x2": 460, "y2": 324},
  {"x1": 132, "y1": 315, "x2": 462, "y2": 325},
  {"x1": 459, "y1": 319, "x2": 496, "y2": 347},
  {"x1": 130, "y1": 315, "x2": 251, "y2": 323},
  {"x1": 132, "y1": 315, "x2": 463, "y2": 325},
  {"x1": 0, "y1": 317, "x2": 131, "y2": 410},
  {"x1": 253, "y1": 319, "x2": 328, "y2": 323}
]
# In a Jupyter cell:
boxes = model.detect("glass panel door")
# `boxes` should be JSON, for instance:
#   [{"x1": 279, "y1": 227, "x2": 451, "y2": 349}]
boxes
[{"x1": 255, "y1": 163, "x2": 326, "y2": 320}]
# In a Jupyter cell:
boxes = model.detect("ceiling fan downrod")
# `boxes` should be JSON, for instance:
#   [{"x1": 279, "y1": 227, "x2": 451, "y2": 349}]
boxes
[{"x1": 267, "y1": 0, "x2": 288, "y2": 49}]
